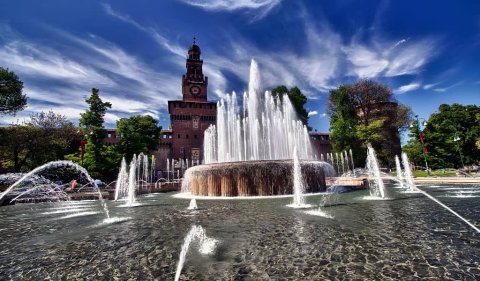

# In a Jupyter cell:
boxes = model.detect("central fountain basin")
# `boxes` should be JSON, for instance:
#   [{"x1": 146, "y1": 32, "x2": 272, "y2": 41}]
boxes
[{"x1": 182, "y1": 160, "x2": 334, "y2": 196}]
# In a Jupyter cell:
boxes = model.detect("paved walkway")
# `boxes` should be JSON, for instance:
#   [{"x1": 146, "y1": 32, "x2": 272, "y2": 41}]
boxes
[{"x1": 414, "y1": 177, "x2": 480, "y2": 184}]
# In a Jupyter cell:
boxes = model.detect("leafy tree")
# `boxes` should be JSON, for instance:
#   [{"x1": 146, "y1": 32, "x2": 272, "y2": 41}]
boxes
[
  {"x1": 116, "y1": 115, "x2": 161, "y2": 160},
  {"x1": 0, "y1": 111, "x2": 80, "y2": 172},
  {"x1": 402, "y1": 122, "x2": 426, "y2": 169},
  {"x1": 328, "y1": 86, "x2": 364, "y2": 166},
  {"x1": 0, "y1": 67, "x2": 27, "y2": 115},
  {"x1": 356, "y1": 119, "x2": 385, "y2": 145},
  {"x1": 76, "y1": 88, "x2": 115, "y2": 179},
  {"x1": 328, "y1": 80, "x2": 412, "y2": 167},
  {"x1": 416, "y1": 104, "x2": 479, "y2": 169},
  {"x1": 271, "y1": 85, "x2": 309, "y2": 127}
]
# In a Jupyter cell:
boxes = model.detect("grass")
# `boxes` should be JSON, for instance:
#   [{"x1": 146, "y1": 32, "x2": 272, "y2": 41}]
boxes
[
  {"x1": 412, "y1": 170, "x2": 457, "y2": 177},
  {"x1": 390, "y1": 170, "x2": 458, "y2": 177}
]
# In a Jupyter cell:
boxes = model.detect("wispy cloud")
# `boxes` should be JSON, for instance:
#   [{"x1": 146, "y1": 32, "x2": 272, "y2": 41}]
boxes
[
  {"x1": 344, "y1": 37, "x2": 437, "y2": 78},
  {"x1": 308, "y1": 110, "x2": 318, "y2": 117},
  {"x1": 101, "y1": 3, "x2": 185, "y2": 57},
  {"x1": 423, "y1": 82, "x2": 440, "y2": 90},
  {"x1": 179, "y1": 0, "x2": 282, "y2": 20},
  {"x1": 433, "y1": 81, "x2": 464, "y2": 92},
  {"x1": 0, "y1": 25, "x2": 181, "y2": 127},
  {"x1": 396, "y1": 82, "x2": 421, "y2": 94}
]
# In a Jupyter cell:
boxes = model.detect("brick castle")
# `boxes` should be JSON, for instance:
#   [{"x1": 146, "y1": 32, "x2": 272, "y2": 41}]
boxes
[{"x1": 103, "y1": 40, "x2": 331, "y2": 176}]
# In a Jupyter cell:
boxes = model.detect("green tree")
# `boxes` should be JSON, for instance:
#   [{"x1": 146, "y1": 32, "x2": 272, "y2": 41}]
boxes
[
  {"x1": 271, "y1": 85, "x2": 309, "y2": 127},
  {"x1": 423, "y1": 104, "x2": 479, "y2": 169},
  {"x1": 116, "y1": 115, "x2": 161, "y2": 160},
  {"x1": 328, "y1": 80, "x2": 412, "y2": 167},
  {"x1": 0, "y1": 111, "x2": 80, "y2": 172},
  {"x1": 328, "y1": 86, "x2": 364, "y2": 166},
  {"x1": 77, "y1": 88, "x2": 115, "y2": 178},
  {"x1": 0, "y1": 67, "x2": 27, "y2": 115}
]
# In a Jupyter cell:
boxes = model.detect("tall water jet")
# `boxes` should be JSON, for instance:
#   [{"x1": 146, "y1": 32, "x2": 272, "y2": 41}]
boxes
[
  {"x1": 203, "y1": 59, "x2": 315, "y2": 164},
  {"x1": 174, "y1": 225, "x2": 218, "y2": 281},
  {"x1": 188, "y1": 199, "x2": 198, "y2": 210},
  {"x1": 395, "y1": 155, "x2": 404, "y2": 188},
  {"x1": 287, "y1": 147, "x2": 311, "y2": 208},
  {"x1": 184, "y1": 59, "x2": 334, "y2": 197},
  {"x1": 150, "y1": 155, "x2": 155, "y2": 183},
  {"x1": 349, "y1": 149, "x2": 356, "y2": 177},
  {"x1": 366, "y1": 145, "x2": 386, "y2": 199},
  {"x1": 401, "y1": 152, "x2": 415, "y2": 191},
  {"x1": 114, "y1": 157, "x2": 128, "y2": 201},
  {"x1": 126, "y1": 156, "x2": 137, "y2": 207}
]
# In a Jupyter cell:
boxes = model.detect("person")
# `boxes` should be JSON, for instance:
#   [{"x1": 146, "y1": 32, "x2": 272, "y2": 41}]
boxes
[{"x1": 66, "y1": 179, "x2": 77, "y2": 192}]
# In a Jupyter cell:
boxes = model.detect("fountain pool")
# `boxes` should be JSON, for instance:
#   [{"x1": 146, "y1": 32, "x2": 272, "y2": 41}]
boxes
[{"x1": 0, "y1": 184, "x2": 478, "y2": 280}]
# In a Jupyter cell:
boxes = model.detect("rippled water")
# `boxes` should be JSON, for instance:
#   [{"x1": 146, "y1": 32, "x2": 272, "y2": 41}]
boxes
[{"x1": 0, "y1": 184, "x2": 479, "y2": 280}]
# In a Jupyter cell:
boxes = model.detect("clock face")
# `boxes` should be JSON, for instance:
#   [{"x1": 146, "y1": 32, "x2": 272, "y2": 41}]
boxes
[{"x1": 190, "y1": 86, "x2": 201, "y2": 95}]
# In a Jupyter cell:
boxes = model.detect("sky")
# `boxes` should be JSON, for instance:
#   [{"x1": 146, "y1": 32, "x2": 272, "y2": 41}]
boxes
[{"x1": 0, "y1": 0, "x2": 479, "y2": 135}]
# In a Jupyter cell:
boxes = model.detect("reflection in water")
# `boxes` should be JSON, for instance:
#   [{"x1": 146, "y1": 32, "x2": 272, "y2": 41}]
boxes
[{"x1": 0, "y1": 185, "x2": 478, "y2": 280}]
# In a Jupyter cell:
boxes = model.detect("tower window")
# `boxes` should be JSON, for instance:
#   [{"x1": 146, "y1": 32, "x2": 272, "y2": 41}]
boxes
[
  {"x1": 186, "y1": 134, "x2": 189, "y2": 139},
  {"x1": 178, "y1": 134, "x2": 181, "y2": 138},
  {"x1": 194, "y1": 135, "x2": 197, "y2": 139}
]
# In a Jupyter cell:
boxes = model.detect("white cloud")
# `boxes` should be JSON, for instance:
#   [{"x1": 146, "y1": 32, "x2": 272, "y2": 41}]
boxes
[
  {"x1": 0, "y1": 41, "x2": 113, "y2": 86},
  {"x1": 0, "y1": 25, "x2": 184, "y2": 127},
  {"x1": 180, "y1": 0, "x2": 282, "y2": 20},
  {"x1": 102, "y1": 4, "x2": 439, "y2": 100},
  {"x1": 433, "y1": 81, "x2": 463, "y2": 93},
  {"x1": 395, "y1": 82, "x2": 421, "y2": 94},
  {"x1": 343, "y1": 44, "x2": 389, "y2": 78},
  {"x1": 423, "y1": 82, "x2": 440, "y2": 90},
  {"x1": 344, "y1": 38, "x2": 437, "y2": 78},
  {"x1": 308, "y1": 110, "x2": 318, "y2": 117}
]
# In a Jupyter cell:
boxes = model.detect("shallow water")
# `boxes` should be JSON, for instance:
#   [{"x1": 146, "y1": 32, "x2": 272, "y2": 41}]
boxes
[{"x1": 0, "y1": 184, "x2": 479, "y2": 280}]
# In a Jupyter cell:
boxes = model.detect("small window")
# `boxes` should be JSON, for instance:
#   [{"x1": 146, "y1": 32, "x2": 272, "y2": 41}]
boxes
[
  {"x1": 178, "y1": 134, "x2": 181, "y2": 138},
  {"x1": 186, "y1": 134, "x2": 189, "y2": 139},
  {"x1": 107, "y1": 133, "x2": 112, "y2": 138},
  {"x1": 194, "y1": 135, "x2": 197, "y2": 139}
]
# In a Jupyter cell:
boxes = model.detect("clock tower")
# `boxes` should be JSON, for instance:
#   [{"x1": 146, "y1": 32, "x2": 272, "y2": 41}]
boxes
[
  {"x1": 182, "y1": 38, "x2": 208, "y2": 101},
  {"x1": 165, "y1": 38, "x2": 217, "y2": 164}
]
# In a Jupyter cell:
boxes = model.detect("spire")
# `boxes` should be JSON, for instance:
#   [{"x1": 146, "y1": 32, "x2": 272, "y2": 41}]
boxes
[{"x1": 188, "y1": 37, "x2": 201, "y2": 60}]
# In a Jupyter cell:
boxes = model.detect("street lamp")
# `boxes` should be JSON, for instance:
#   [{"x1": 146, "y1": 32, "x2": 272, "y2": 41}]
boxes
[
  {"x1": 413, "y1": 115, "x2": 430, "y2": 175},
  {"x1": 453, "y1": 133, "x2": 465, "y2": 169}
]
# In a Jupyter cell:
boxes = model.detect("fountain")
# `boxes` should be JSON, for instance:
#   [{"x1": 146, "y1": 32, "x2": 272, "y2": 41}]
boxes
[
  {"x1": 395, "y1": 155, "x2": 404, "y2": 188},
  {"x1": 126, "y1": 156, "x2": 137, "y2": 207},
  {"x1": 188, "y1": 199, "x2": 198, "y2": 210},
  {"x1": 113, "y1": 153, "x2": 156, "y2": 206},
  {"x1": 114, "y1": 157, "x2": 128, "y2": 201},
  {"x1": 287, "y1": 147, "x2": 312, "y2": 208},
  {"x1": 174, "y1": 225, "x2": 218, "y2": 281},
  {"x1": 182, "y1": 59, "x2": 334, "y2": 197},
  {"x1": 365, "y1": 145, "x2": 387, "y2": 199},
  {"x1": 0, "y1": 160, "x2": 110, "y2": 219},
  {"x1": 401, "y1": 152, "x2": 415, "y2": 191}
]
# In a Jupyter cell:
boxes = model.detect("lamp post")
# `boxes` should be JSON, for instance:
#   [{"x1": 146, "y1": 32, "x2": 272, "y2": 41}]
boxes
[
  {"x1": 453, "y1": 133, "x2": 465, "y2": 169},
  {"x1": 412, "y1": 115, "x2": 430, "y2": 175}
]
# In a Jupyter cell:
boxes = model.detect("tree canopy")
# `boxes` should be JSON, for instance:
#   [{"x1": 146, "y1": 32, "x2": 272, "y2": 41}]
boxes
[
  {"x1": 0, "y1": 67, "x2": 27, "y2": 116},
  {"x1": 271, "y1": 85, "x2": 309, "y2": 128},
  {"x1": 403, "y1": 103, "x2": 480, "y2": 169},
  {"x1": 328, "y1": 80, "x2": 412, "y2": 167},
  {"x1": 0, "y1": 111, "x2": 80, "y2": 172},
  {"x1": 73, "y1": 88, "x2": 117, "y2": 179},
  {"x1": 116, "y1": 115, "x2": 161, "y2": 160}
]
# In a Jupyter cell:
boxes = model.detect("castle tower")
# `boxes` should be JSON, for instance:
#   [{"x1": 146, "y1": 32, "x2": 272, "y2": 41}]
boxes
[{"x1": 167, "y1": 38, "x2": 217, "y2": 162}]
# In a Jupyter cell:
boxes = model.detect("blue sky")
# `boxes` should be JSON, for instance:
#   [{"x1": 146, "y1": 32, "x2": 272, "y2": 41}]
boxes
[{"x1": 0, "y1": 0, "x2": 479, "y2": 135}]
